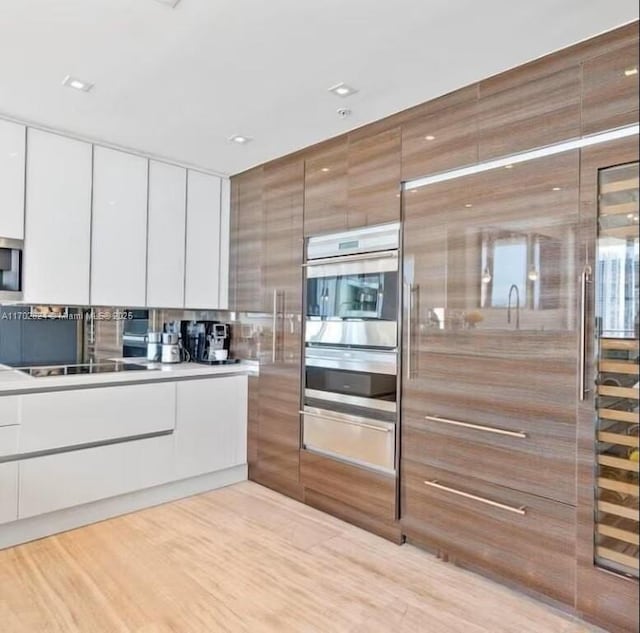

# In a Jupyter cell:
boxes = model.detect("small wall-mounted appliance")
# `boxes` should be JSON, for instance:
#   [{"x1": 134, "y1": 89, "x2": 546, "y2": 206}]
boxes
[{"x1": 0, "y1": 238, "x2": 23, "y2": 302}]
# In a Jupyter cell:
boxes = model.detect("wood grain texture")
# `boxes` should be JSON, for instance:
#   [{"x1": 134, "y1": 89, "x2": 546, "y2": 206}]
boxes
[
  {"x1": 576, "y1": 136, "x2": 639, "y2": 633},
  {"x1": 229, "y1": 167, "x2": 265, "y2": 312},
  {"x1": 402, "y1": 151, "x2": 580, "y2": 503},
  {"x1": 402, "y1": 96, "x2": 479, "y2": 180},
  {"x1": 347, "y1": 127, "x2": 401, "y2": 228},
  {"x1": 303, "y1": 137, "x2": 349, "y2": 236},
  {"x1": 249, "y1": 156, "x2": 305, "y2": 501},
  {"x1": 401, "y1": 460, "x2": 576, "y2": 606},
  {"x1": 478, "y1": 66, "x2": 581, "y2": 160},
  {"x1": 582, "y1": 41, "x2": 640, "y2": 135},
  {"x1": 300, "y1": 449, "x2": 398, "y2": 535},
  {"x1": 0, "y1": 482, "x2": 596, "y2": 633}
]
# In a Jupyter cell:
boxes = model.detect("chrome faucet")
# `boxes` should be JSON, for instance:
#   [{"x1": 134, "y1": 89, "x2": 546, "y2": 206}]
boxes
[{"x1": 507, "y1": 284, "x2": 520, "y2": 330}]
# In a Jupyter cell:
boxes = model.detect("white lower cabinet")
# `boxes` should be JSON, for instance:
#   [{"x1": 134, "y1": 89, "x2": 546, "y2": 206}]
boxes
[
  {"x1": 175, "y1": 376, "x2": 247, "y2": 480},
  {"x1": 18, "y1": 434, "x2": 173, "y2": 519},
  {"x1": 20, "y1": 382, "x2": 175, "y2": 452},
  {"x1": 0, "y1": 426, "x2": 19, "y2": 525}
]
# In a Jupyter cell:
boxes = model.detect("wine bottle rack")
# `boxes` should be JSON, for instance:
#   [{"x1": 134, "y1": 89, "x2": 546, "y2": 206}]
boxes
[{"x1": 595, "y1": 161, "x2": 639, "y2": 579}]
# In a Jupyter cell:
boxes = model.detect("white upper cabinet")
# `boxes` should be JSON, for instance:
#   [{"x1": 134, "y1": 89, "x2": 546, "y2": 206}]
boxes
[
  {"x1": 184, "y1": 170, "x2": 222, "y2": 309},
  {"x1": 91, "y1": 147, "x2": 148, "y2": 307},
  {"x1": 146, "y1": 161, "x2": 187, "y2": 308},
  {"x1": 0, "y1": 119, "x2": 26, "y2": 240},
  {"x1": 24, "y1": 130, "x2": 92, "y2": 305}
]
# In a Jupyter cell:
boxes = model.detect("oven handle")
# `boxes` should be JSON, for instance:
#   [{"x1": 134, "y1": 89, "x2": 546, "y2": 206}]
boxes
[
  {"x1": 299, "y1": 410, "x2": 393, "y2": 433},
  {"x1": 303, "y1": 250, "x2": 398, "y2": 267}
]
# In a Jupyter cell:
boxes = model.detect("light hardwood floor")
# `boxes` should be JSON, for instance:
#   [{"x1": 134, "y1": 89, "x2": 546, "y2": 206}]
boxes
[{"x1": 0, "y1": 482, "x2": 601, "y2": 633}]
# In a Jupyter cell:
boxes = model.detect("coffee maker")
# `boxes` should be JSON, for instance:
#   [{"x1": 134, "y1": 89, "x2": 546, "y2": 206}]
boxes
[{"x1": 180, "y1": 320, "x2": 232, "y2": 364}]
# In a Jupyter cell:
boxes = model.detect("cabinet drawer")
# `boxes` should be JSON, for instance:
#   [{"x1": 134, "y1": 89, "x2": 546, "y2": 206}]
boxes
[
  {"x1": 18, "y1": 434, "x2": 173, "y2": 519},
  {"x1": 20, "y1": 382, "x2": 176, "y2": 453},
  {"x1": 402, "y1": 412, "x2": 575, "y2": 505},
  {"x1": 0, "y1": 425, "x2": 18, "y2": 457},
  {"x1": 0, "y1": 396, "x2": 20, "y2": 427},
  {"x1": 300, "y1": 449, "x2": 396, "y2": 522},
  {"x1": 401, "y1": 460, "x2": 575, "y2": 605}
]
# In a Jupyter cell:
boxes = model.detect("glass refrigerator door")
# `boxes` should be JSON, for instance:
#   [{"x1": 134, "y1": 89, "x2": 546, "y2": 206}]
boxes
[{"x1": 595, "y1": 160, "x2": 639, "y2": 578}]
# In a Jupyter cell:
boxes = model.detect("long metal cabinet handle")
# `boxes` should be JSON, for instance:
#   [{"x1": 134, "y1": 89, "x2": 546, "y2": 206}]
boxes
[
  {"x1": 299, "y1": 411, "x2": 392, "y2": 433},
  {"x1": 424, "y1": 415, "x2": 527, "y2": 438},
  {"x1": 272, "y1": 289, "x2": 278, "y2": 363},
  {"x1": 579, "y1": 266, "x2": 593, "y2": 401},
  {"x1": 423, "y1": 480, "x2": 527, "y2": 515},
  {"x1": 303, "y1": 250, "x2": 398, "y2": 267}
]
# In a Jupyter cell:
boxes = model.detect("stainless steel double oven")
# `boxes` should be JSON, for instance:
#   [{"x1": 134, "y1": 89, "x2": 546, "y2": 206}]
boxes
[{"x1": 301, "y1": 223, "x2": 400, "y2": 474}]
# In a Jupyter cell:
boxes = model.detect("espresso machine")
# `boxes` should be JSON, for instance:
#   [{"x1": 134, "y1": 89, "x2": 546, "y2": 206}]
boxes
[{"x1": 180, "y1": 320, "x2": 234, "y2": 364}]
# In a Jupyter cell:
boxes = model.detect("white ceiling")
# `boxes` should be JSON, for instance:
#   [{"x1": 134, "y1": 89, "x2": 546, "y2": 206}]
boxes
[{"x1": 0, "y1": 0, "x2": 637, "y2": 176}]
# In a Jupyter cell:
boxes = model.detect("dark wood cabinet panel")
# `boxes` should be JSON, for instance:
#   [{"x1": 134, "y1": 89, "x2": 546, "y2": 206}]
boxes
[
  {"x1": 229, "y1": 167, "x2": 265, "y2": 312},
  {"x1": 303, "y1": 138, "x2": 349, "y2": 237},
  {"x1": 347, "y1": 127, "x2": 401, "y2": 228},
  {"x1": 576, "y1": 137, "x2": 639, "y2": 633},
  {"x1": 251, "y1": 156, "x2": 304, "y2": 501},
  {"x1": 582, "y1": 41, "x2": 640, "y2": 135},
  {"x1": 402, "y1": 97, "x2": 478, "y2": 180},
  {"x1": 300, "y1": 450, "x2": 400, "y2": 541},
  {"x1": 401, "y1": 460, "x2": 576, "y2": 605}
]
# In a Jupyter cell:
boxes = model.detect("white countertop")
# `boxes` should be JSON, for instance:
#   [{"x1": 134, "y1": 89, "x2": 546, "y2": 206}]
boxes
[{"x1": 0, "y1": 359, "x2": 257, "y2": 396}]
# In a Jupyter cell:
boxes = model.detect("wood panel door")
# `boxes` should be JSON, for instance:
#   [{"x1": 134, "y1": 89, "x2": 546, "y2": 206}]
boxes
[
  {"x1": 252, "y1": 157, "x2": 304, "y2": 500},
  {"x1": 347, "y1": 127, "x2": 401, "y2": 228},
  {"x1": 303, "y1": 137, "x2": 348, "y2": 237},
  {"x1": 229, "y1": 167, "x2": 265, "y2": 312},
  {"x1": 576, "y1": 136, "x2": 639, "y2": 633},
  {"x1": 402, "y1": 151, "x2": 580, "y2": 508}
]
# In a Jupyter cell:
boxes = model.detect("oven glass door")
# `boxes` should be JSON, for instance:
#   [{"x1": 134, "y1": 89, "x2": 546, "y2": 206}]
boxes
[{"x1": 306, "y1": 256, "x2": 398, "y2": 321}]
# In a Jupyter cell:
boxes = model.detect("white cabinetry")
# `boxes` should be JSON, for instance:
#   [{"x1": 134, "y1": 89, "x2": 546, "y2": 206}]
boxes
[
  {"x1": 91, "y1": 147, "x2": 148, "y2": 306},
  {"x1": 0, "y1": 425, "x2": 19, "y2": 525},
  {"x1": 24, "y1": 129, "x2": 92, "y2": 305},
  {"x1": 0, "y1": 396, "x2": 20, "y2": 427},
  {"x1": 146, "y1": 161, "x2": 187, "y2": 308},
  {"x1": 19, "y1": 382, "x2": 175, "y2": 452},
  {"x1": 18, "y1": 434, "x2": 173, "y2": 519},
  {"x1": 184, "y1": 171, "x2": 222, "y2": 309},
  {"x1": 175, "y1": 376, "x2": 247, "y2": 479},
  {"x1": 0, "y1": 119, "x2": 26, "y2": 240}
]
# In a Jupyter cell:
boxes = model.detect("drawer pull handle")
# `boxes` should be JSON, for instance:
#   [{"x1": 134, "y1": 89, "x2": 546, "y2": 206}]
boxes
[
  {"x1": 299, "y1": 411, "x2": 392, "y2": 433},
  {"x1": 424, "y1": 415, "x2": 527, "y2": 439},
  {"x1": 423, "y1": 480, "x2": 527, "y2": 515}
]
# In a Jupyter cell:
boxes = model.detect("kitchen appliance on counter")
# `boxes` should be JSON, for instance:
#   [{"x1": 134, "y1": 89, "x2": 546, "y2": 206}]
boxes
[
  {"x1": 146, "y1": 332, "x2": 162, "y2": 362},
  {"x1": 302, "y1": 223, "x2": 401, "y2": 473},
  {"x1": 160, "y1": 332, "x2": 181, "y2": 364},
  {"x1": 180, "y1": 320, "x2": 232, "y2": 364},
  {"x1": 0, "y1": 238, "x2": 23, "y2": 302}
]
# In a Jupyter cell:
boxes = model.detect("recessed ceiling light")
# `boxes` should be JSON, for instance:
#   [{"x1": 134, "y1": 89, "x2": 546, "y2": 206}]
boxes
[
  {"x1": 424, "y1": 135, "x2": 436, "y2": 141},
  {"x1": 320, "y1": 167, "x2": 331, "y2": 173},
  {"x1": 62, "y1": 75, "x2": 93, "y2": 92},
  {"x1": 229, "y1": 134, "x2": 252, "y2": 144},
  {"x1": 152, "y1": 0, "x2": 181, "y2": 7},
  {"x1": 329, "y1": 82, "x2": 358, "y2": 98},
  {"x1": 624, "y1": 67, "x2": 638, "y2": 77}
]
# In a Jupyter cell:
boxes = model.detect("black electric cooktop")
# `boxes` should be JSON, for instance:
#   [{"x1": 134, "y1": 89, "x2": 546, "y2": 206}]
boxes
[{"x1": 19, "y1": 361, "x2": 157, "y2": 378}]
